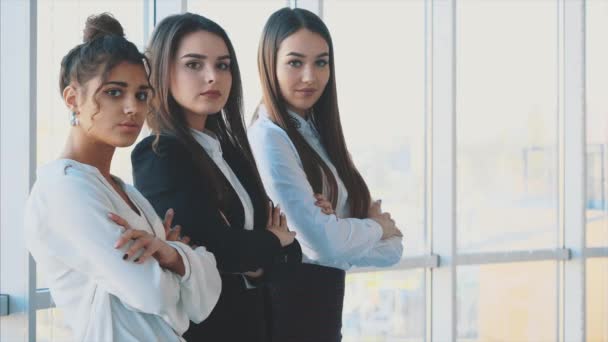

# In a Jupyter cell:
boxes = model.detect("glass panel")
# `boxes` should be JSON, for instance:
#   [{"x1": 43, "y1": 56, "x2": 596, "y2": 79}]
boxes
[
  {"x1": 456, "y1": 0, "x2": 558, "y2": 252},
  {"x1": 188, "y1": 0, "x2": 287, "y2": 123},
  {"x1": 37, "y1": 308, "x2": 72, "y2": 342},
  {"x1": 586, "y1": 0, "x2": 608, "y2": 248},
  {"x1": 343, "y1": 270, "x2": 425, "y2": 342},
  {"x1": 587, "y1": 258, "x2": 608, "y2": 342},
  {"x1": 324, "y1": 0, "x2": 426, "y2": 256},
  {"x1": 36, "y1": 0, "x2": 145, "y2": 288},
  {"x1": 457, "y1": 261, "x2": 557, "y2": 342}
]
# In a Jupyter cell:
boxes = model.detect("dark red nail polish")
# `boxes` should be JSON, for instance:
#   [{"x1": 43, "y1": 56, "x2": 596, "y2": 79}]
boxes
[{"x1": 123, "y1": 254, "x2": 128, "y2": 260}]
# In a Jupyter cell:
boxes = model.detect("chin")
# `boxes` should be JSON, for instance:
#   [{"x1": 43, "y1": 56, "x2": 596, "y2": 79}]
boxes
[{"x1": 113, "y1": 137, "x2": 138, "y2": 148}]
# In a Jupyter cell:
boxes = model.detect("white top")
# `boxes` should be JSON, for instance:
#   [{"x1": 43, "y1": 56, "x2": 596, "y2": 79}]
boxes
[
  {"x1": 248, "y1": 105, "x2": 403, "y2": 270},
  {"x1": 190, "y1": 128, "x2": 255, "y2": 230},
  {"x1": 25, "y1": 159, "x2": 222, "y2": 342}
]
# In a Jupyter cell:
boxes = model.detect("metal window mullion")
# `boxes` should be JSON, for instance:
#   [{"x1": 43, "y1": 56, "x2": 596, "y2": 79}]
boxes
[
  {"x1": 456, "y1": 248, "x2": 571, "y2": 266},
  {"x1": 561, "y1": 1, "x2": 586, "y2": 342},
  {"x1": 291, "y1": 0, "x2": 323, "y2": 17},
  {"x1": 347, "y1": 255, "x2": 440, "y2": 274},
  {"x1": 0, "y1": 0, "x2": 37, "y2": 341},
  {"x1": 583, "y1": 247, "x2": 608, "y2": 258},
  {"x1": 430, "y1": 0, "x2": 457, "y2": 341},
  {"x1": 154, "y1": 0, "x2": 185, "y2": 24}
]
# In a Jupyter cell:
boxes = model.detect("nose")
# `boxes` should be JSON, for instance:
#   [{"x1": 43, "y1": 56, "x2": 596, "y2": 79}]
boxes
[
  {"x1": 301, "y1": 64, "x2": 316, "y2": 84},
  {"x1": 204, "y1": 65, "x2": 216, "y2": 84},
  {"x1": 124, "y1": 97, "x2": 138, "y2": 116}
]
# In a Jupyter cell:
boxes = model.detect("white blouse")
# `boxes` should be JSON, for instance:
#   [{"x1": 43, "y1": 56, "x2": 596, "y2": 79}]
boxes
[
  {"x1": 25, "y1": 159, "x2": 222, "y2": 342},
  {"x1": 248, "y1": 105, "x2": 403, "y2": 271}
]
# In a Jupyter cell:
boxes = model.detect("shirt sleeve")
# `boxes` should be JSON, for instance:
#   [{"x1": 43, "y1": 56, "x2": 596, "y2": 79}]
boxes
[
  {"x1": 34, "y1": 175, "x2": 219, "y2": 330},
  {"x1": 248, "y1": 124, "x2": 383, "y2": 264},
  {"x1": 350, "y1": 236, "x2": 403, "y2": 267},
  {"x1": 166, "y1": 241, "x2": 221, "y2": 323}
]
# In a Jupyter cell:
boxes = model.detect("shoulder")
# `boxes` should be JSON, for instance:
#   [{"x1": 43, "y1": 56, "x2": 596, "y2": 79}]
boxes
[
  {"x1": 248, "y1": 117, "x2": 294, "y2": 150},
  {"x1": 34, "y1": 160, "x2": 106, "y2": 197},
  {"x1": 27, "y1": 160, "x2": 112, "y2": 219},
  {"x1": 132, "y1": 134, "x2": 192, "y2": 166}
]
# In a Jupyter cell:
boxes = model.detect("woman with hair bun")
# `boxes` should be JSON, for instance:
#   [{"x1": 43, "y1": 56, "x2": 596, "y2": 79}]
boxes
[{"x1": 24, "y1": 13, "x2": 221, "y2": 342}]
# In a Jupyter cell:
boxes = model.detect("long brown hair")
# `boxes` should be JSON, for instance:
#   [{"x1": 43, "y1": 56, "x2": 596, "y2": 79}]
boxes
[
  {"x1": 255, "y1": 8, "x2": 370, "y2": 218},
  {"x1": 147, "y1": 13, "x2": 269, "y2": 215}
]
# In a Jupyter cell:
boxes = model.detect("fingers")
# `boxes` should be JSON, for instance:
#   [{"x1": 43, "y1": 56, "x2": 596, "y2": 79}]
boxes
[
  {"x1": 280, "y1": 213, "x2": 288, "y2": 231},
  {"x1": 108, "y1": 213, "x2": 130, "y2": 230},
  {"x1": 394, "y1": 228, "x2": 403, "y2": 237},
  {"x1": 166, "y1": 225, "x2": 181, "y2": 242},
  {"x1": 163, "y1": 208, "x2": 175, "y2": 234},
  {"x1": 180, "y1": 235, "x2": 191, "y2": 245},
  {"x1": 117, "y1": 230, "x2": 157, "y2": 262},
  {"x1": 273, "y1": 205, "x2": 281, "y2": 228},
  {"x1": 114, "y1": 228, "x2": 141, "y2": 249},
  {"x1": 314, "y1": 194, "x2": 334, "y2": 215},
  {"x1": 266, "y1": 201, "x2": 273, "y2": 228}
]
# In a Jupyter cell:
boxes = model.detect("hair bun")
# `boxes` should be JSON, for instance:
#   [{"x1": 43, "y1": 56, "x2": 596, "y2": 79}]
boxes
[{"x1": 83, "y1": 13, "x2": 125, "y2": 43}]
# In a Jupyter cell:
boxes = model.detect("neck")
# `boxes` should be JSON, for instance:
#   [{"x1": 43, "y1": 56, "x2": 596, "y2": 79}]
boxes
[
  {"x1": 185, "y1": 109, "x2": 209, "y2": 132},
  {"x1": 287, "y1": 105, "x2": 309, "y2": 119},
  {"x1": 61, "y1": 128, "x2": 115, "y2": 179}
]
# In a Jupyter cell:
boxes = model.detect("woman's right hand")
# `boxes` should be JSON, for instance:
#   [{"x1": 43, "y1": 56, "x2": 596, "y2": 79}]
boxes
[
  {"x1": 109, "y1": 213, "x2": 185, "y2": 276},
  {"x1": 266, "y1": 203, "x2": 296, "y2": 247},
  {"x1": 369, "y1": 200, "x2": 403, "y2": 240}
]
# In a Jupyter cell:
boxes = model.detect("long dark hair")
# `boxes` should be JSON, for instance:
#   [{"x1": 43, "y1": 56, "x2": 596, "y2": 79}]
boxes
[
  {"x1": 59, "y1": 13, "x2": 152, "y2": 120},
  {"x1": 147, "y1": 12, "x2": 269, "y2": 215},
  {"x1": 256, "y1": 8, "x2": 371, "y2": 218}
]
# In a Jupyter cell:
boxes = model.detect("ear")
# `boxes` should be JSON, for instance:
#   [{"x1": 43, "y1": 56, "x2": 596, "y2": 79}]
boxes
[{"x1": 62, "y1": 85, "x2": 79, "y2": 113}]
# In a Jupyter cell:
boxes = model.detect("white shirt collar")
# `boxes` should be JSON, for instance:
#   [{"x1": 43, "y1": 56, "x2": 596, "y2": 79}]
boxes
[
  {"x1": 258, "y1": 103, "x2": 319, "y2": 140},
  {"x1": 190, "y1": 128, "x2": 222, "y2": 159}
]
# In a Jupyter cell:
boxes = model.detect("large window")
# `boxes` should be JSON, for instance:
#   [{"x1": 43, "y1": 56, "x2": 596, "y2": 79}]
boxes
[
  {"x1": 1, "y1": 1, "x2": 606, "y2": 341},
  {"x1": 322, "y1": 0, "x2": 427, "y2": 339},
  {"x1": 456, "y1": 0, "x2": 558, "y2": 253},
  {"x1": 586, "y1": 1, "x2": 608, "y2": 340}
]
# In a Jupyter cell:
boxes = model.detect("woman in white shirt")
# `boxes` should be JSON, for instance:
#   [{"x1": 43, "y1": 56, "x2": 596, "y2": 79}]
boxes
[
  {"x1": 248, "y1": 7, "x2": 404, "y2": 341},
  {"x1": 24, "y1": 13, "x2": 221, "y2": 342}
]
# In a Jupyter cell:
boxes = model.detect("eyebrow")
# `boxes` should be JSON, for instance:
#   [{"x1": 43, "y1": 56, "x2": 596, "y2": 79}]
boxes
[
  {"x1": 286, "y1": 52, "x2": 330, "y2": 58},
  {"x1": 180, "y1": 53, "x2": 231, "y2": 60},
  {"x1": 103, "y1": 81, "x2": 151, "y2": 90}
]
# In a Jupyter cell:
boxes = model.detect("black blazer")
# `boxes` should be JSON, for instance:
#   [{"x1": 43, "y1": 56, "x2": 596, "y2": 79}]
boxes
[
  {"x1": 132, "y1": 134, "x2": 301, "y2": 340},
  {"x1": 132, "y1": 134, "x2": 301, "y2": 277}
]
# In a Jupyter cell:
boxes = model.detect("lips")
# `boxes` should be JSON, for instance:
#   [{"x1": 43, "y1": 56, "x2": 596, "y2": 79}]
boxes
[
  {"x1": 117, "y1": 121, "x2": 141, "y2": 133},
  {"x1": 201, "y1": 90, "x2": 221, "y2": 98},
  {"x1": 296, "y1": 88, "x2": 316, "y2": 96}
]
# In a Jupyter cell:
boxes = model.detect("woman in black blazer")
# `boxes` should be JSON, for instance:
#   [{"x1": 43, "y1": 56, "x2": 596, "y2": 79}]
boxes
[{"x1": 131, "y1": 13, "x2": 331, "y2": 342}]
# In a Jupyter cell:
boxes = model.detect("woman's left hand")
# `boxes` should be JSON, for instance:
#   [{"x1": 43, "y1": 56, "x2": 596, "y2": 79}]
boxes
[
  {"x1": 314, "y1": 193, "x2": 335, "y2": 215},
  {"x1": 162, "y1": 208, "x2": 193, "y2": 246}
]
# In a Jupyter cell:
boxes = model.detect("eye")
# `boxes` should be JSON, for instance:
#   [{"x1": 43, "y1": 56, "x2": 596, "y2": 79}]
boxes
[
  {"x1": 287, "y1": 60, "x2": 303, "y2": 68},
  {"x1": 217, "y1": 62, "x2": 230, "y2": 71},
  {"x1": 136, "y1": 91, "x2": 149, "y2": 102},
  {"x1": 186, "y1": 61, "x2": 201, "y2": 70},
  {"x1": 105, "y1": 89, "x2": 123, "y2": 97},
  {"x1": 316, "y1": 59, "x2": 329, "y2": 67}
]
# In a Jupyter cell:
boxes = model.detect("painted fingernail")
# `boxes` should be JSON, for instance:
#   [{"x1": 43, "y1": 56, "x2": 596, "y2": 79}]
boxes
[
  {"x1": 134, "y1": 257, "x2": 140, "y2": 263},
  {"x1": 122, "y1": 254, "x2": 128, "y2": 260}
]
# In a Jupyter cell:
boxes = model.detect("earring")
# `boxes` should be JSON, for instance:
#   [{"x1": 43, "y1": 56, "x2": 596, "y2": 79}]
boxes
[{"x1": 70, "y1": 111, "x2": 80, "y2": 126}]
